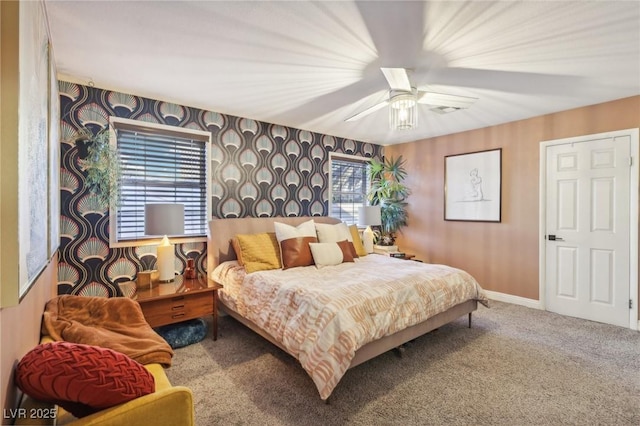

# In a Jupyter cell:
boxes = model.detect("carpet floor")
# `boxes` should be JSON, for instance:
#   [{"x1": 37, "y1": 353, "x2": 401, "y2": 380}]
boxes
[{"x1": 165, "y1": 301, "x2": 640, "y2": 425}]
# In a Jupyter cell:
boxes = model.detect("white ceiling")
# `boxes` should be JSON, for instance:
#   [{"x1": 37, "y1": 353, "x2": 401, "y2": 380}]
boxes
[{"x1": 44, "y1": 1, "x2": 640, "y2": 146}]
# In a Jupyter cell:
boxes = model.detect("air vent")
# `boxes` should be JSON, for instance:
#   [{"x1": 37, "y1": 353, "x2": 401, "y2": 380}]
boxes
[{"x1": 430, "y1": 106, "x2": 461, "y2": 114}]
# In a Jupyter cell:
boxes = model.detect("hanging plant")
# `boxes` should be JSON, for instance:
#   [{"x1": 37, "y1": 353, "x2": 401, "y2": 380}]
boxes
[
  {"x1": 367, "y1": 155, "x2": 410, "y2": 245},
  {"x1": 75, "y1": 127, "x2": 121, "y2": 208}
]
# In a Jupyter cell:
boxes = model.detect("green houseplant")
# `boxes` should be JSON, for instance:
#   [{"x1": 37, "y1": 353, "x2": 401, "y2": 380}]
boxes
[
  {"x1": 75, "y1": 127, "x2": 121, "y2": 207},
  {"x1": 367, "y1": 155, "x2": 410, "y2": 245}
]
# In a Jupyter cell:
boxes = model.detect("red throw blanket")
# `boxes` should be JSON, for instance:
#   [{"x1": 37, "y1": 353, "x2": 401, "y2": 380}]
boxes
[{"x1": 42, "y1": 295, "x2": 173, "y2": 367}]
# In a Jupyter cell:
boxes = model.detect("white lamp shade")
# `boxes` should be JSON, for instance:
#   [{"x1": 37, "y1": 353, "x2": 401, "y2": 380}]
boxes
[
  {"x1": 358, "y1": 206, "x2": 381, "y2": 227},
  {"x1": 145, "y1": 204, "x2": 185, "y2": 236}
]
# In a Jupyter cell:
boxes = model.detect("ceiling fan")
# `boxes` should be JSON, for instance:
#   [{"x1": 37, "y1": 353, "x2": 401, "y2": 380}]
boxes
[{"x1": 345, "y1": 68, "x2": 478, "y2": 129}]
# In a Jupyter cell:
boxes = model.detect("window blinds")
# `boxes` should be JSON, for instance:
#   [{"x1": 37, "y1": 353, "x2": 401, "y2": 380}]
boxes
[
  {"x1": 330, "y1": 156, "x2": 369, "y2": 225},
  {"x1": 116, "y1": 127, "x2": 207, "y2": 241}
]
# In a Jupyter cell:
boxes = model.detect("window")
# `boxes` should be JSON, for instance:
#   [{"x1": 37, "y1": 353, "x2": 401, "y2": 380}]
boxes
[
  {"x1": 329, "y1": 153, "x2": 370, "y2": 225},
  {"x1": 109, "y1": 117, "x2": 211, "y2": 247}
]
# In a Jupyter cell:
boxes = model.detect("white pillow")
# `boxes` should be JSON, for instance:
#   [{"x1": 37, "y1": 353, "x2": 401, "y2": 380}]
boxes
[
  {"x1": 309, "y1": 242, "x2": 344, "y2": 268},
  {"x1": 314, "y1": 222, "x2": 352, "y2": 243},
  {"x1": 274, "y1": 219, "x2": 316, "y2": 241},
  {"x1": 274, "y1": 220, "x2": 317, "y2": 268}
]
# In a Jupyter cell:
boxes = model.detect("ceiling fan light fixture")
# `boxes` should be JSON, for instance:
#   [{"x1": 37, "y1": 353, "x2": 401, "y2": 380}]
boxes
[{"x1": 389, "y1": 91, "x2": 417, "y2": 130}]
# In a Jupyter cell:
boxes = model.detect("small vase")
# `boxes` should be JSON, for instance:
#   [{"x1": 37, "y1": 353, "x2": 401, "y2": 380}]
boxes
[{"x1": 185, "y1": 258, "x2": 197, "y2": 279}]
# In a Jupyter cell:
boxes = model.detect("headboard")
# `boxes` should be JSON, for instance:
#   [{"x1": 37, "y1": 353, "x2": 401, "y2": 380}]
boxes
[{"x1": 207, "y1": 216, "x2": 342, "y2": 273}]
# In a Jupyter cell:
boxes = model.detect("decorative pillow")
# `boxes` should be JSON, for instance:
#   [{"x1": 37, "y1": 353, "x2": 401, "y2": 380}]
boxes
[
  {"x1": 336, "y1": 240, "x2": 356, "y2": 263},
  {"x1": 15, "y1": 342, "x2": 155, "y2": 418},
  {"x1": 274, "y1": 220, "x2": 317, "y2": 269},
  {"x1": 315, "y1": 222, "x2": 352, "y2": 243},
  {"x1": 274, "y1": 219, "x2": 316, "y2": 241},
  {"x1": 309, "y1": 240, "x2": 355, "y2": 268},
  {"x1": 345, "y1": 241, "x2": 359, "y2": 259},
  {"x1": 230, "y1": 237, "x2": 244, "y2": 266},
  {"x1": 155, "y1": 318, "x2": 208, "y2": 349},
  {"x1": 348, "y1": 224, "x2": 368, "y2": 257},
  {"x1": 280, "y1": 236, "x2": 318, "y2": 269},
  {"x1": 234, "y1": 232, "x2": 281, "y2": 273}
]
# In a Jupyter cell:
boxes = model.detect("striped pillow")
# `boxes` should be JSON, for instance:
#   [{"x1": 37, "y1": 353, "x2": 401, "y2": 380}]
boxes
[{"x1": 309, "y1": 240, "x2": 355, "y2": 268}]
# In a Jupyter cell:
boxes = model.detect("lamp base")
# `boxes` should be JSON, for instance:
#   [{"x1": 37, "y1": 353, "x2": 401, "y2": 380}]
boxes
[
  {"x1": 157, "y1": 239, "x2": 175, "y2": 283},
  {"x1": 362, "y1": 226, "x2": 374, "y2": 254}
]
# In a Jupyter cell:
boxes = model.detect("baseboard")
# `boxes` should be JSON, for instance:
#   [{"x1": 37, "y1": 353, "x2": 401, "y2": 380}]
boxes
[
  {"x1": 485, "y1": 291, "x2": 640, "y2": 331},
  {"x1": 483, "y1": 290, "x2": 543, "y2": 310}
]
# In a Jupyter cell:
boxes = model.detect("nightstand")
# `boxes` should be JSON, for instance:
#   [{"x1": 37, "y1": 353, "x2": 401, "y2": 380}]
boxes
[{"x1": 135, "y1": 274, "x2": 223, "y2": 340}]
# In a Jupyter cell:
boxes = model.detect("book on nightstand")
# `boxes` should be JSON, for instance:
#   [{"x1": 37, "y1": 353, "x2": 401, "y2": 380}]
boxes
[
  {"x1": 374, "y1": 249, "x2": 406, "y2": 258},
  {"x1": 388, "y1": 252, "x2": 406, "y2": 259},
  {"x1": 373, "y1": 245, "x2": 398, "y2": 253}
]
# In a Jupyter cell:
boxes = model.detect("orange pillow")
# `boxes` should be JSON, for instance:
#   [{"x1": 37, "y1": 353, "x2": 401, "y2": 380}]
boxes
[
  {"x1": 345, "y1": 241, "x2": 359, "y2": 259},
  {"x1": 231, "y1": 237, "x2": 244, "y2": 266},
  {"x1": 280, "y1": 236, "x2": 318, "y2": 269},
  {"x1": 336, "y1": 240, "x2": 356, "y2": 262}
]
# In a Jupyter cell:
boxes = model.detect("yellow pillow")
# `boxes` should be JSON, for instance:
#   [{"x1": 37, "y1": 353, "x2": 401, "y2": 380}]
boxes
[
  {"x1": 348, "y1": 225, "x2": 367, "y2": 257},
  {"x1": 235, "y1": 232, "x2": 281, "y2": 273}
]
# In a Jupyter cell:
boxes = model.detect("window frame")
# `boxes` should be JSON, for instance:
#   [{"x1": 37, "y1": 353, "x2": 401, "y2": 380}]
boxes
[
  {"x1": 108, "y1": 117, "x2": 211, "y2": 248},
  {"x1": 328, "y1": 152, "x2": 371, "y2": 226}
]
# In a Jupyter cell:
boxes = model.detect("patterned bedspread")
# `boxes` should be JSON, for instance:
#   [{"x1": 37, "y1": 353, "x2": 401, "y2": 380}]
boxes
[{"x1": 212, "y1": 255, "x2": 488, "y2": 400}]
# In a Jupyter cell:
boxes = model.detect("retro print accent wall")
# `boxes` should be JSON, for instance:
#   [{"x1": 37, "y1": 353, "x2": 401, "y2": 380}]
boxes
[{"x1": 58, "y1": 82, "x2": 382, "y2": 296}]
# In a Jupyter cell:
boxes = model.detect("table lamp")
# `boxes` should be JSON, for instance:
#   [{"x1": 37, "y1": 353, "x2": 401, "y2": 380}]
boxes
[
  {"x1": 145, "y1": 203, "x2": 184, "y2": 282},
  {"x1": 358, "y1": 205, "x2": 381, "y2": 254}
]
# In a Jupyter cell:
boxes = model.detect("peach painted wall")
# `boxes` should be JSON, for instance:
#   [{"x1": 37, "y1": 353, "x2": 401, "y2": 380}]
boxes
[
  {"x1": 0, "y1": 2, "x2": 58, "y2": 415},
  {"x1": 386, "y1": 96, "x2": 640, "y2": 305},
  {"x1": 0, "y1": 256, "x2": 58, "y2": 416}
]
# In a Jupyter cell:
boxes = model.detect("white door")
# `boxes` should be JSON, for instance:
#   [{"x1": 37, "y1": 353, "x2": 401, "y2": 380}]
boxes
[{"x1": 544, "y1": 134, "x2": 631, "y2": 327}]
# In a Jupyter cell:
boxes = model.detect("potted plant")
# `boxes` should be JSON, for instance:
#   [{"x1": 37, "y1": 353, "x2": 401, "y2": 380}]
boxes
[
  {"x1": 367, "y1": 155, "x2": 410, "y2": 246},
  {"x1": 75, "y1": 127, "x2": 121, "y2": 207}
]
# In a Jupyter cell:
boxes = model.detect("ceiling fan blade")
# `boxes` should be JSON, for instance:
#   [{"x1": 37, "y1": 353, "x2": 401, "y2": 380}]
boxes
[
  {"x1": 417, "y1": 91, "x2": 478, "y2": 109},
  {"x1": 345, "y1": 99, "x2": 389, "y2": 122},
  {"x1": 421, "y1": 67, "x2": 587, "y2": 95},
  {"x1": 270, "y1": 77, "x2": 381, "y2": 125},
  {"x1": 356, "y1": 1, "x2": 425, "y2": 65},
  {"x1": 381, "y1": 68, "x2": 412, "y2": 91}
]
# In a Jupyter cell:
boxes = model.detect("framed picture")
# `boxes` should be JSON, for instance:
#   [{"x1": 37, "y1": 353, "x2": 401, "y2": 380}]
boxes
[
  {"x1": 48, "y1": 41, "x2": 61, "y2": 258},
  {"x1": 18, "y1": 0, "x2": 51, "y2": 297},
  {"x1": 444, "y1": 148, "x2": 502, "y2": 222}
]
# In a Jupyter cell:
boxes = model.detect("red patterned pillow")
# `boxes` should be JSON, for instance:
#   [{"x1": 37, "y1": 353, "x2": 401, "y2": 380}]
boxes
[{"x1": 15, "y1": 342, "x2": 155, "y2": 418}]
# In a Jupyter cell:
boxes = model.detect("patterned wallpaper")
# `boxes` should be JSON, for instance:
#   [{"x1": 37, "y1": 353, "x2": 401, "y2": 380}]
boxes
[{"x1": 58, "y1": 82, "x2": 383, "y2": 296}]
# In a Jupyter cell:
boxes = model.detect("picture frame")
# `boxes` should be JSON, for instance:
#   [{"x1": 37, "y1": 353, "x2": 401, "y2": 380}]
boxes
[
  {"x1": 18, "y1": 0, "x2": 51, "y2": 297},
  {"x1": 48, "y1": 41, "x2": 61, "y2": 258},
  {"x1": 444, "y1": 148, "x2": 502, "y2": 222}
]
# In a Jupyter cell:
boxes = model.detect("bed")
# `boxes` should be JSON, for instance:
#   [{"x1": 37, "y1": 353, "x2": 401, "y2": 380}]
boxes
[{"x1": 207, "y1": 216, "x2": 488, "y2": 401}]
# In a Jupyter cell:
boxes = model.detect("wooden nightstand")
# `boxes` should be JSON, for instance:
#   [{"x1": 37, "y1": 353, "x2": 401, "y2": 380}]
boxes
[{"x1": 135, "y1": 275, "x2": 223, "y2": 340}]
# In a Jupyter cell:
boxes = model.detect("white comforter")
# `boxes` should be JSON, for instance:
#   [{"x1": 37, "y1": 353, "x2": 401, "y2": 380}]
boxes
[{"x1": 212, "y1": 255, "x2": 488, "y2": 400}]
